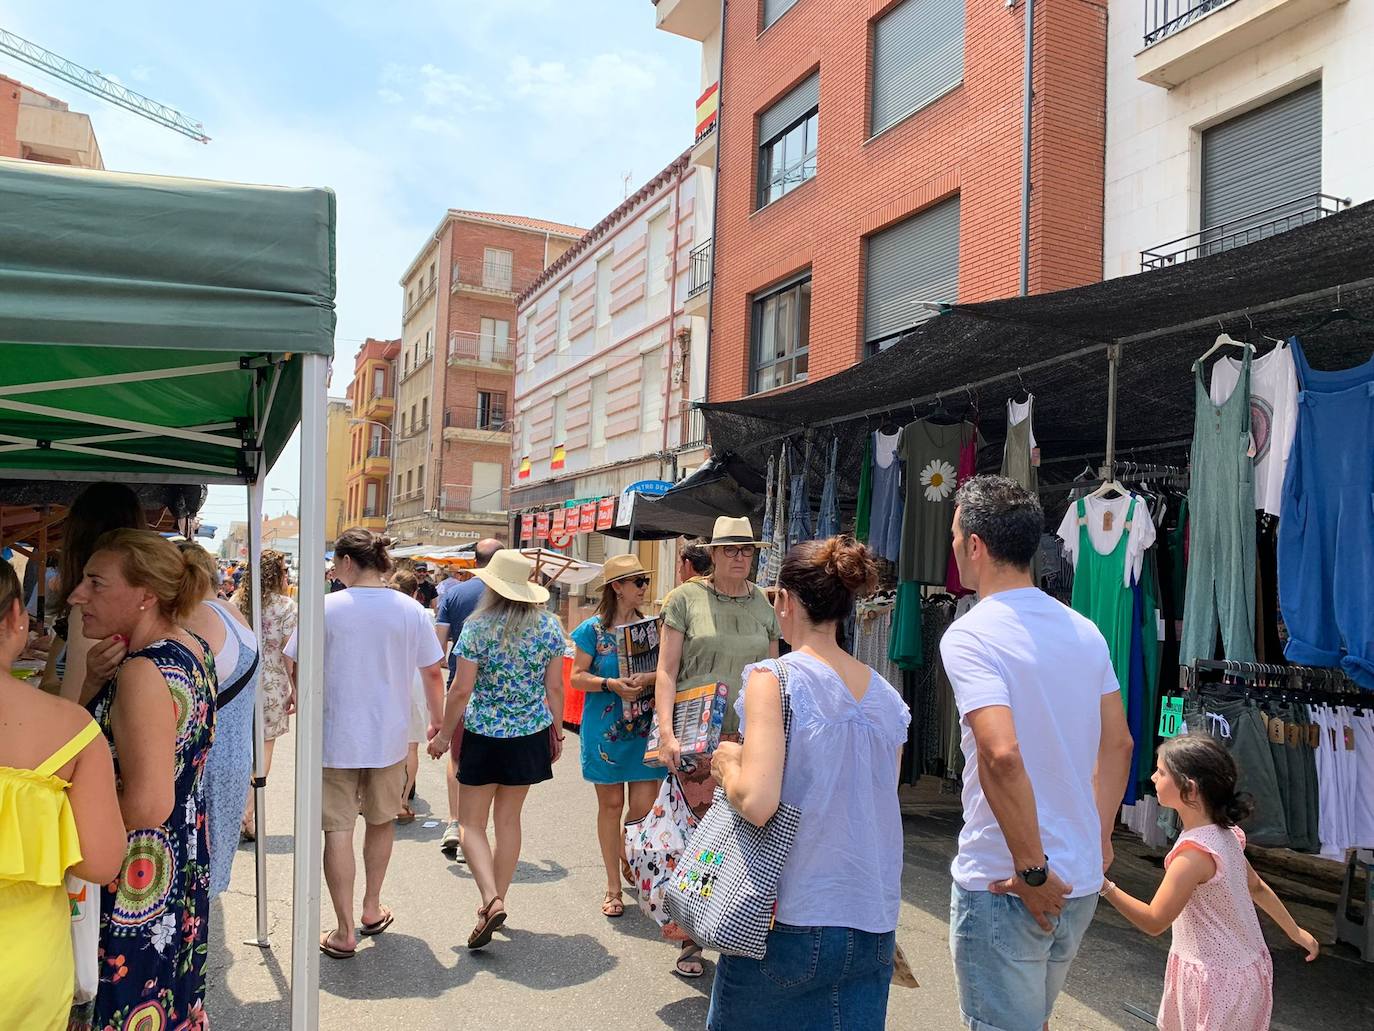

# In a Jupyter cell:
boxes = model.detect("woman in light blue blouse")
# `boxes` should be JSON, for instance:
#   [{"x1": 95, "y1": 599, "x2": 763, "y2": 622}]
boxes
[
  {"x1": 710, "y1": 536, "x2": 911, "y2": 1031},
  {"x1": 428, "y1": 549, "x2": 566, "y2": 951}
]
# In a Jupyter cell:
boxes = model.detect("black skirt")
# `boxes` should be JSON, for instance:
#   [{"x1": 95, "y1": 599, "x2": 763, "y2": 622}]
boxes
[{"x1": 458, "y1": 726, "x2": 554, "y2": 787}]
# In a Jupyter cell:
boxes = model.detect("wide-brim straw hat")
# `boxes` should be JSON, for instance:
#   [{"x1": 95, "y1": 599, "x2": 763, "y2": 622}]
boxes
[
  {"x1": 473, "y1": 549, "x2": 550, "y2": 604},
  {"x1": 600, "y1": 553, "x2": 648, "y2": 586},
  {"x1": 704, "y1": 515, "x2": 766, "y2": 549}
]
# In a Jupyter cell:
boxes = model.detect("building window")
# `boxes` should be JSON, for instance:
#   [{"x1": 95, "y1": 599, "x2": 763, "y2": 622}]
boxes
[
  {"x1": 762, "y1": 0, "x2": 800, "y2": 31},
  {"x1": 590, "y1": 374, "x2": 608, "y2": 448},
  {"x1": 371, "y1": 367, "x2": 385, "y2": 398},
  {"x1": 553, "y1": 392, "x2": 567, "y2": 445},
  {"x1": 479, "y1": 318, "x2": 510, "y2": 362},
  {"x1": 522, "y1": 314, "x2": 534, "y2": 371},
  {"x1": 483, "y1": 247, "x2": 513, "y2": 292},
  {"x1": 870, "y1": 0, "x2": 965, "y2": 139},
  {"x1": 424, "y1": 329, "x2": 432, "y2": 359},
  {"x1": 421, "y1": 397, "x2": 429, "y2": 428},
  {"x1": 641, "y1": 350, "x2": 664, "y2": 426},
  {"x1": 406, "y1": 469, "x2": 413, "y2": 495},
  {"x1": 646, "y1": 212, "x2": 670, "y2": 297},
  {"x1": 477, "y1": 390, "x2": 507, "y2": 430},
  {"x1": 396, "y1": 473, "x2": 404, "y2": 497},
  {"x1": 864, "y1": 194, "x2": 960, "y2": 353},
  {"x1": 595, "y1": 255, "x2": 612, "y2": 328},
  {"x1": 557, "y1": 286, "x2": 572, "y2": 352},
  {"x1": 401, "y1": 410, "x2": 408, "y2": 435},
  {"x1": 364, "y1": 481, "x2": 378, "y2": 516},
  {"x1": 417, "y1": 464, "x2": 425, "y2": 491},
  {"x1": 751, "y1": 274, "x2": 811, "y2": 393},
  {"x1": 369, "y1": 425, "x2": 383, "y2": 457},
  {"x1": 758, "y1": 72, "x2": 819, "y2": 208}
]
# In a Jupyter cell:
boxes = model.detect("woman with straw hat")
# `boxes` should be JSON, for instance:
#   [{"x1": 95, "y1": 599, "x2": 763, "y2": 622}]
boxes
[
  {"x1": 428, "y1": 549, "x2": 567, "y2": 949},
  {"x1": 655, "y1": 516, "x2": 779, "y2": 977},
  {"x1": 570, "y1": 553, "x2": 666, "y2": 918}
]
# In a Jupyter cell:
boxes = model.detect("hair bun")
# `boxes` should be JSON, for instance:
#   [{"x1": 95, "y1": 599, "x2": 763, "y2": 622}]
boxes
[
  {"x1": 1224, "y1": 792, "x2": 1255, "y2": 826},
  {"x1": 813, "y1": 536, "x2": 878, "y2": 595}
]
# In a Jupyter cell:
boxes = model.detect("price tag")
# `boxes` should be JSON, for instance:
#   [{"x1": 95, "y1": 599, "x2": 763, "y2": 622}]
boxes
[
  {"x1": 1268, "y1": 717, "x2": 1285, "y2": 744},
  {"x1": 1157, "y1": 696, "x2": 1184, "y2": 739}
]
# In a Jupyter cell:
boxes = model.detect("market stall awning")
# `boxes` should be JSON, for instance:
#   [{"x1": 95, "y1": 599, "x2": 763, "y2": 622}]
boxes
[
  {"x1": 598, "y1": 456, "x2": 766, "y2": 540},
  {"x1": 701, "y1": 198, "x2": 1374, "y2": 503},
  {"x1": 0, "y1": 159, "x2": 336, "y2": 484}
]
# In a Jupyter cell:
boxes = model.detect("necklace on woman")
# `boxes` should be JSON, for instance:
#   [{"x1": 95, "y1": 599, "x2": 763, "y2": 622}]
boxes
[{"x1": 703, "y1": 578, "x2": 750, "y2": 602}]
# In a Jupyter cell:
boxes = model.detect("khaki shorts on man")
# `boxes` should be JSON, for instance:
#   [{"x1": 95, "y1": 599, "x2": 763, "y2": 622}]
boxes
[{"x1": 322, "y1": 760, "x2": 408, "y2": 831}]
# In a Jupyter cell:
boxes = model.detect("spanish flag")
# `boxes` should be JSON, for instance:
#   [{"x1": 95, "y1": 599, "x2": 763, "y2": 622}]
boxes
[
  {"x1": 551, "y1": 444, "x2": 567, "y2": 470},
  {"x1": 517, "y1": 456, "x2": 531, "y2": 479}
]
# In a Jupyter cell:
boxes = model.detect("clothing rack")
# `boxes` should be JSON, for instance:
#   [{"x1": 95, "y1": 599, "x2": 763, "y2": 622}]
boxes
[{"x1": 1192, "y1": 658, "x2": 1355, "y2": 683}]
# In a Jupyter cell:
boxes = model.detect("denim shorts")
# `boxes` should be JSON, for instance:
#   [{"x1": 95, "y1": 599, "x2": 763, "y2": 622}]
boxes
[
  {"x1": 949, "y1": 884, "x2": 1097, "y2": 1031},
  {"x1": 707, "y1": 922, "x2": 896, "y2": 1030}
]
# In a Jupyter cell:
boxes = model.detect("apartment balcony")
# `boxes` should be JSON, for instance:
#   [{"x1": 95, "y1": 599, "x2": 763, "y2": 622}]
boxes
[
  {"x1": 1140, "y1": 192, "x2": 1348, "y2": 270},
  {"x1": 692, "y1": 82, "x2": 719, "y2": 170},
  {"x1": 438, "y1": 485, "x2": 510, "y2": 517},
  {"x1": 685, "y1": 239, "x2": 712, "y2": 316},
  {"x1": 358, "y1": 392, "x2": 394, "y2": 421},
  {"x1": 360, "y1": 452, "x2": 391, "y2": 478},
  {"x1": 451, "y1": 260, "x2": 518, "y2": 297},
  {"x1": 448, "y1": 332, "x2": 514, "y2": 370},
  {"x1": 402, "y1": 279, "x2": 436, "y2": 323},
  {"x1": 16, "y1": 102, "x2": 103, "y2": 169},
  {"x1": 1137, "y1": 0, "x2": 1345, "y2": 88},
  {"x1": 674, "y1": 404, "x2": 709, "y2": 454},
  {"x1": 442, "y1": 405, "x2": 510, "y2": 444},
  {"x1": 654, "y1": 0, "x2": 719, "y2": 41}
]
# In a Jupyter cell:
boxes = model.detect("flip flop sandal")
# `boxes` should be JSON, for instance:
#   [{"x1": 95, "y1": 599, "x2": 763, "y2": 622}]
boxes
[
  {"x1": 467, "y1": 898, "x2": 506, "y2": 950},
  {"x1": 396, "y1": 807, "x2": 416, "y2": 825},
  {"x1": 602, "y1": 891, "x2": 625, "y2": 918},
  {"x1": 674, "y1": 943, "x2": 705, "y2": 979},
  {"x1": 360, "y1": 909, "x2": 394, "y2": 936},
  {"x1": 319, "y1": 933, "x2": 356, "y2": 959}
]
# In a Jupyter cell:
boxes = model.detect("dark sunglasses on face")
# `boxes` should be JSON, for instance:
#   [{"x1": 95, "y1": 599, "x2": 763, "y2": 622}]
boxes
[{"x1": 618, "y1": 576, "x2": 651, "y2": 588}]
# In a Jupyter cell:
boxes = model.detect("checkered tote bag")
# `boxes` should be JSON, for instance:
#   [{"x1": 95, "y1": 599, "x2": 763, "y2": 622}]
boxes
[{"x1": 664, "y1": 658, "x2": 801, "y2": 959}]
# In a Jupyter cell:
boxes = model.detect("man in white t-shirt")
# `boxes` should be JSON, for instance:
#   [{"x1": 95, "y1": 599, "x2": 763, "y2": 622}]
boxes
[
  {"x1": 940, "y1": 476, "x2": 1134, "y2": 1031},
  {"x1": 286, "y1": 529, "x2": 445, "y2": 959}
]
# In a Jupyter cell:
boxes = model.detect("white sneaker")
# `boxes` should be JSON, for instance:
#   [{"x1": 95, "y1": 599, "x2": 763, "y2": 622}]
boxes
[{"x1": 441, "y1": 820, "x2": 461, "y2": 858}]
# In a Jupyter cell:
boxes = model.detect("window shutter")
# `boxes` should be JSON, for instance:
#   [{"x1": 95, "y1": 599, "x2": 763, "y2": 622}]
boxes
[
  {"x1": 759, "y1": 72, "x2": 820, "y2": 145},
  {"x1": 864, "y1": 195, "x2": 960, "y2": 345},
  {"x1": 762, "y1": 0, "x2": 800, "y2": 31},
  {"x1": 871, "y1": 0, "x2": 965, "y2": 138},
  {"x1": 1201, "y1": 83, "x2": 1322, "y2": 234}
]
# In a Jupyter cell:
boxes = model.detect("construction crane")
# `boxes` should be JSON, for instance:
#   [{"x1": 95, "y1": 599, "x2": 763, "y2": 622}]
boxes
[{"x1": 0, "y1": 27, "x2": 209, "y2": 143}]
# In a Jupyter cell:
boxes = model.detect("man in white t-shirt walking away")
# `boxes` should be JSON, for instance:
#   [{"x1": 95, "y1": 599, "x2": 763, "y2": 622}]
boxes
[
  {"x1": 286, "y1": 527, "x2": 445, "y2": 960},
  {"x1": 941, "y1": 476, "x2": 1135, "y2": 1031}
]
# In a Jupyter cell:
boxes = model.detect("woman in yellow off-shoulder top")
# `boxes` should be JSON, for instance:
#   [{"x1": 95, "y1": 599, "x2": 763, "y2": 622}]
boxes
[{"x1": 0, "y1": 557, "x2": 125, "y2": 1030}]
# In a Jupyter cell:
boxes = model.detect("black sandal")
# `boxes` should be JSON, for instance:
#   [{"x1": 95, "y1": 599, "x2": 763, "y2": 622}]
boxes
[
  {"x1": 467, "y1": 897, "x2": 506, "y2": 950},
  {"x1": 674, "y1": 942, "x2": 704, "y2": 978}
]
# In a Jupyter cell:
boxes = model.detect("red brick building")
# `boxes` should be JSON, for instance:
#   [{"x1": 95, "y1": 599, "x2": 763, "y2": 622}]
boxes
[
  {"x1": 391, "y1": 211, "x2": 584, "y2": 545},
  {"x1": 707, "y1": 0, "x2": 1107, "y2": 401}
]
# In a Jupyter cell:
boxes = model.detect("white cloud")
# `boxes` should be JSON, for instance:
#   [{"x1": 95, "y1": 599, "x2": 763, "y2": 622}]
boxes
[
  {"x1": 507, "y1": 52, "x2": 660, "y2": 119},
  {"x1": 409, "y1": 113, "x2": 464, "y2": 140},
  {"x1": 377, "y1": 87, "x2": 404, "y2": 105}
]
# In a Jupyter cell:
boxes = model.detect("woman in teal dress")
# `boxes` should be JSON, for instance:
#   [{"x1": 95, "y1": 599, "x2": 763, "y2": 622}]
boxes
[{"x1": 570, "y1": 554, "x2": 665, "y2": 919}]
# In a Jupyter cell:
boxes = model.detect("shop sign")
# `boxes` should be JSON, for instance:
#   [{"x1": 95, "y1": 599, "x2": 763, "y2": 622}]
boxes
[
  {"x1": 624, "y1": 479, "x2": 673, "y2": 497},
  {"x1": 596, "y1": 496, "x2": 616, "y2": 530},
  {"x1": 520, "y1": 513, "x2": 534, "y2": 539},
  {"x1": 534, "y1": 512, "x2": 550, "y2": 539},
  {"x1": 563, "y1": 496, "x2": 600, "y2": 509},
  {"x1": 565, "y1": 506, "x2": 581, "y2": 534},
  {"x1": 551, "y1": 508, "x2": 566, "y2": 536},
  {"x1": 579, "y1": 501, "x2": 598, "y2": 533}
]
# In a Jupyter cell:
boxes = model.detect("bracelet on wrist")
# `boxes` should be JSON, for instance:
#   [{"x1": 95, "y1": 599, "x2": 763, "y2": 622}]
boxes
[{"x1": 1099, "y1": 879, "x2": 1117, "y2": 898}]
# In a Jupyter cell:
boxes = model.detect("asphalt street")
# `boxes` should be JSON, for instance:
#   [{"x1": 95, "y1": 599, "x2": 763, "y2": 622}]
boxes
[{"x1": 207, "y1": 731, "x2": 1373, "y2": 1030}]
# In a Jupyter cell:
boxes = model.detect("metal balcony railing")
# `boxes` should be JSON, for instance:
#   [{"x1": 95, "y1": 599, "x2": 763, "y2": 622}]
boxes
[
  {"x1": 362, "y1": 506, "x2": 380, "y2": 518},
  {"x1": 677, "y1": 404, "x2": 708, "y2": 451},
  {"x1": 366, "y1": 441, "x2": 389, "y2": 459},
  {"x1": 452, "y1": 260, "x2": 515, "y2": 293},
  {"x1": 448, "y1": 332, "x2": 513, "y2": 366},
  {"x1": 1140, "y1": 193, "x2": 1349, "y2": 271},
  {"x1": 439, "y1": 485, "x2": 510, "y2": 515},
  {"x1": 444, "y1": 405, "x2": 508, "y2": 433},
  {"x1": 1143, "y1": 0, "x2": 1237, "y2": 47},
  {"x1": 687, "y1": 239, "x2": 712, "y2": 300}
]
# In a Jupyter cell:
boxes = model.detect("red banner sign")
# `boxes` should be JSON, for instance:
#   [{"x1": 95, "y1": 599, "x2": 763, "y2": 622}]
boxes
[
  {"x1": 520, "y1": 513, "x2": 534, "y2": 539},
  {"x1": 564, "y1": 505, "x2": 581, "y2": 534},
  {"x1": 534, "y1": 512, "x2": 550, "y2": 539},
  {"x1": 596, "y1": 496, "x2": 616, "y2": 530},
  {"x1": 551, "y1": 508, "x2": 565, "y2": 536},
  {"x1": 579, "y1": 501, "x2": 597, "y2": 533}
]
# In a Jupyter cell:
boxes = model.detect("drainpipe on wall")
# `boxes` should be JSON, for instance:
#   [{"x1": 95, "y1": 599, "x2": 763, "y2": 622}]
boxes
[
  {"x1": 1018, "y1": 0, "x2": 1035, "y2": 297},
  {"x1": 702, "y1": 0, "x2": 728, "y2": 402},
  {"x1": 663, "y1": 164, "x2": 686, "y2": 459}
]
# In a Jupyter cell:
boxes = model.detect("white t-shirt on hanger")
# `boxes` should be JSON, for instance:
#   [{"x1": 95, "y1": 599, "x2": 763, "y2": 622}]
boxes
[
  {"x1": 1055, "y1": 493, "x2": 1157, "y2": 588},
  {"x1": 1208, "y1": 342, "x2": 1298, "y2": 518}
]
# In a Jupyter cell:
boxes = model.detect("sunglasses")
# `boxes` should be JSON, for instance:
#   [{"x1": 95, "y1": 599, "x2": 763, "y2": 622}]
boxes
[
  {"x1": 617, "y1": 575, "x2": 652, "y2": 589},
  {"x1": 718, "y1": 545, "x2": 754, "y2": 559}
]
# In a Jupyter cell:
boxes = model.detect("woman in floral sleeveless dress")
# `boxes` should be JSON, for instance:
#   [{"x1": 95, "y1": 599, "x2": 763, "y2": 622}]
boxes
[{"x1": 68, "y1": 530, "x2": 217, "y2": 1031}]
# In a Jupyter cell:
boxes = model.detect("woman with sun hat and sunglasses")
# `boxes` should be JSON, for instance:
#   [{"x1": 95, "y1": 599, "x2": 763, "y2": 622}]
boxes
[
  {"x1": 656, "y1": 516, "x2": 779, "y2": 978},
  {"x1": 570, "y1": 553, "x2": 665, "y2": 919}
]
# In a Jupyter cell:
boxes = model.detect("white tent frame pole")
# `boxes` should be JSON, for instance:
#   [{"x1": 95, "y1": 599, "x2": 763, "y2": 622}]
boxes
[
  {"x1": 257, "y1": 363, "x2": 283, "y2": 442},
  {"x1": 245, "y1": 475, "x2": 271, "y2": 948},
  {"x1": 63, "y1": 422, "x2": 239, "y2": 445},
  {"x1": 0, "y1": 398, "x2": 242, "y2": 447},
  {"x1": 51, "y1": 442, "x2": 238, "y2": 476},
  {"x1": 290, "y1": 352, "x2": 327, "y2": 1031},
  {"x1": 0, "y1": 361, "x2": 243, "y2": 397}
]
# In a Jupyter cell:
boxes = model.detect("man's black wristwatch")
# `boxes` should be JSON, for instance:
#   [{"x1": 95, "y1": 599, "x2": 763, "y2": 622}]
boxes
[{"x1": 1019, "y1": 858, "x2": 1049, "y2": 888}]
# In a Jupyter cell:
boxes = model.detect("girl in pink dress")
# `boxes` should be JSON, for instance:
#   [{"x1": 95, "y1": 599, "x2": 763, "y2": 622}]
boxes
[{"x1": 1100, "y1": 734, "x2": 1319, "y2": 1030}]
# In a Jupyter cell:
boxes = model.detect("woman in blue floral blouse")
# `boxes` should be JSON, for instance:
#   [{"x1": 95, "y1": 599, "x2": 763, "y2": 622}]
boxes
[
  {"x1": 570, "y1": 553, "x2": 666, "y2": 919},
  {"x1": 428, "y1": 549, "x2": 566, "y2": 950}
]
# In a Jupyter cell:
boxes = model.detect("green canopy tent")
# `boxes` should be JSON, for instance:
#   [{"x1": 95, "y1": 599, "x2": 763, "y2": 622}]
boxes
[{"x1": 0, "y1": 158, "x2": 334, "y2": 1029}]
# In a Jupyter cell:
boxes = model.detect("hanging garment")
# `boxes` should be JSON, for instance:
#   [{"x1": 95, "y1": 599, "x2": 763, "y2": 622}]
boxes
[
  {"x1": 855, "y1": 433, "x2": 874, "y2": 544},
  {"x1": 868, "y1": 428, "x2": 904, "y2": 563},
  {"x1": 888, "y1": 580, "x2": 924, "y2": 671},
  {"x1": 1137, "y1": 552, "x2": 1163, "y2": 790},
  {"x1": 945, "y1": 425, "x2": 979, "y2": 595},
  {"x1": 898, "y1": 420, "x2": 969, "y2": 585},
  {"x1": 1277, "y1": 337, "x2": 1374, "y2": 688},
  {"x1": 1000, "y1": 394, "x2": 1039, "y2": 492},
  {"x1": 788, "y1": 440, "x2": 813, "y2": 546},
  {"x1": 760, "y1": 445, "x2": 788, "y2": 588},
  {"x1": 1185, "y1": 693, "x2": 1289, "y2": 848},
  {"x1": 1125, "y1": 576, "x2": 1146, "y2": 804},
  {"x1": 1180, "y1": 349, "x2": 1257, "y2": 667},
  {"x1": 1350, "y1": 708, "x2": 1374, "y2": 848},
  {"x1": 1208, "y1": 342, "x2": 1298, "y2": 518},
  {"x1": 759, "y1": 451, "x2": 777, "y2": 551},
  {"x1": 917, "y1": 598, "x2": 956, "y2": 777},
  {"x1": 1057, "y1": 494, "x2": 1157, "y2": 590},
  {"x1": 1068, "y1": 496, "x2": 1139, "y2": 700},
  {"x1": 815, "y1": 436, "x2": 840, "y2": 539}
]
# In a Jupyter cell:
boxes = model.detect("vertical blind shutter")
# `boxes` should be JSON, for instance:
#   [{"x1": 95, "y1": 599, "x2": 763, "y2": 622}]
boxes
[
  {"x1": 759, "y1": 72, "x2": 820, "y2": 145},
  {"x1": 763, "y1": 0, "x2": 801, "y2": 31},
  {"x1": 1201, "y1": 82, "x2": 1322, "y2": 231},
  {"x1": 864, "y1": 196, "x2": 960, "y2": 344},
  {"x1": 871, "y1": 0, "x2": 965, "y2": 137}
]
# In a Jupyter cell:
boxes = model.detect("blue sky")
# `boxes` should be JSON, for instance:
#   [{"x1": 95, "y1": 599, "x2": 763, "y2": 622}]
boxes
[{"x1": 0, "y1": 0, "x2": 699, "y2": 539}]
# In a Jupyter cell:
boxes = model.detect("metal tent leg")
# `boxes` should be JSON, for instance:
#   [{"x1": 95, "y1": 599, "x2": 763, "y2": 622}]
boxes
[
  {"x1": 290, "y1": 352, "x2": 328, "y2": 1031},
  {"x1": 1103, "y1": 342, "x2": 1122, "y2": 481},
  {"x1": 244, "y1": 477, "x2": 270, "y2": 948}
]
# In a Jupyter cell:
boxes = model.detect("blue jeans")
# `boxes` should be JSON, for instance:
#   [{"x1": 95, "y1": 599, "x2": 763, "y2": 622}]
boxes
[
  {"x1": 707, "y1": 923, "x2": 895, "y2": 1030},
  {"x1": 949, "y1": 884, "x2": 1097, "y2": 1031}
]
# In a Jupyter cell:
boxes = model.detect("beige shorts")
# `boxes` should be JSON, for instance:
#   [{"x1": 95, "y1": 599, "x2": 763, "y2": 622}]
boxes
[{"x1": 322, "y1": 761, "x2": 408, "y2": 831}]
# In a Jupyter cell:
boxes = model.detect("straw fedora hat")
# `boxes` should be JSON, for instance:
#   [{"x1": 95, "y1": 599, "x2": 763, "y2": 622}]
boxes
[
  {"x1": 599, "y1": 553, "x2": 648, "y2": 586},
  {"x1": 473, "y1": 549, "x2": 550, "y2": 604},
  {"x1": 704, "y1": 515, "x2": 765, "y2": 548}
]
